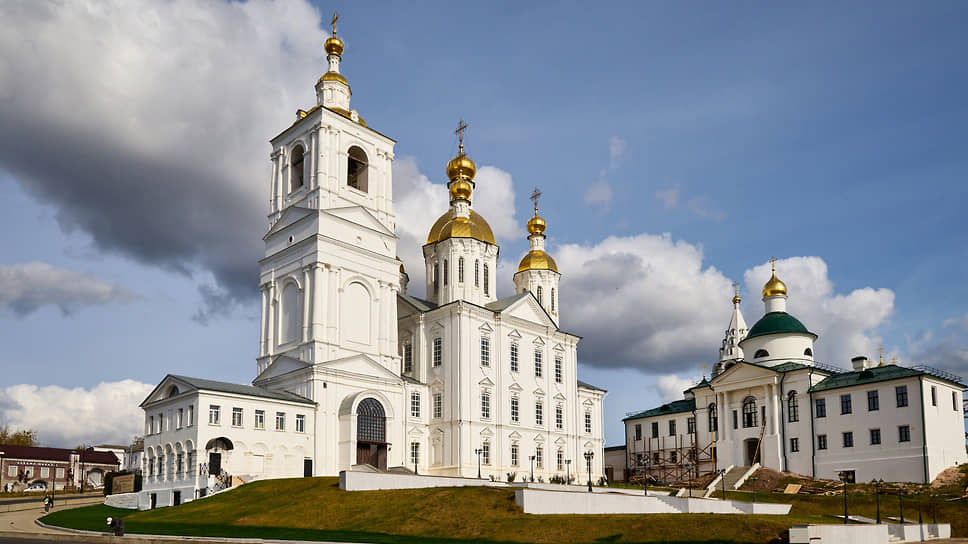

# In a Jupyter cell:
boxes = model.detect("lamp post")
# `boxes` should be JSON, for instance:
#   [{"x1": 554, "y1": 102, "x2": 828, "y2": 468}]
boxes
[
  {"x1": 898, "y1": 485, "x2": 905, "y2": 524},
  {"x1": 838, "y1": 471, "x2": 849, "y2": 524},
  {"x1": 917, "y1": 488, "x2": 923, "y2": 526},
  {"x1": 872, "y1": 478, "x2": 884, "y2": 524},
  {"x1": 474, "y1": 449, "x2": 482, "y2": 479},
  {"x1": 565, "y1": 459, "x2": 571, "y2": 484},
  {"x1": 931, "y1": 492, "x2": 937, "y2": 524},
  {"x1": 720, "y1": 468, "x2": 727, "y2": 501},
  {"x1": 584, "y1": 451, "x2": 594, "y2": 493},
  {"x1": 529, "y1": 455, "x2": 535, "y2": 483}
]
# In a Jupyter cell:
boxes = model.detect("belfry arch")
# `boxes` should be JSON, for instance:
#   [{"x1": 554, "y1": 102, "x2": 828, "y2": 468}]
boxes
[{"x1": 356, "y1": 397, "x2": 387, "y2": 469}]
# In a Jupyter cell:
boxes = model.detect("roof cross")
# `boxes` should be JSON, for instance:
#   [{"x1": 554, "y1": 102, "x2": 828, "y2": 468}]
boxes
[
  {"x1": 769, "y1": 256, "x2": 777, "y2": 272},
  {"x1": 330, "y1": 12, "x2": 339, "y2": 37},
  {"x1": 456, "y1": 119, "x2": 468, "y2": 155},
  {"x1": 700, "y1": 363, "x2": 708, "y2": 378},
  {"x1": 530, "y1": 187, "x2": 542, "y2": 213},
  {"x1": 732, "y1": 281, "x2": 739, "y2": 296}
]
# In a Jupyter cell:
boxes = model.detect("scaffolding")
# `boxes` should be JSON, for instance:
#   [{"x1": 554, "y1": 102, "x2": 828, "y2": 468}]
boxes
[{"x1": 627, "y1": 432, "x2": 718, "y2": 486}]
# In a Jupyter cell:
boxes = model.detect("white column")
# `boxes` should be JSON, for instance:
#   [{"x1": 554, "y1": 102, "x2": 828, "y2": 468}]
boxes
[
  {"x1": 276, "y1": 149, "x2": 286, "y2": 211},
  {"x1": 266, "y1": 282, "x2": 276, "y2": 356},
  {"x1": 259, "y1": 285, "x2": 269, "y2": 356},
  {"x1": 302, "y1": 267, "x2": 312, "y2": 343},
  {"x1": 327, "y1": 268, "x2": 340, "y2": 350},
  {"x1": 310, "y1": 125, "x2": 319, "y2": 190},
  {"x1": 770, "y1": 383, "x2": 780, "y2": 435},
  {"x1": 312, "y1": 264, "x2": 326, "y2": 344},
  {"x1": 762, "y1": 384, "x2": 771, "y2": 435},
  {"x1": 269, "y1": 151, "x2": 281, "y2": 214}
]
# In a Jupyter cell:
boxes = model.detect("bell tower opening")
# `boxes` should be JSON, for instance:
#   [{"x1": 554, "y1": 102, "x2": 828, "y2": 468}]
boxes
[
  {"x1": 347, "y1": 145, "x2": 368, "y2": 192},
  {"x1": 290, "y1": 145, "x2": 305, "y2": 192}
]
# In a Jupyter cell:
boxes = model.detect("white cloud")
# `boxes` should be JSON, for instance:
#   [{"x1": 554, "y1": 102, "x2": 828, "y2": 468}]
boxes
[
  {"x1": 0, "y1": 380, "x2": 154, "y2": 448},
  {"x1": 654, "y1": 374, "x2": 695, "y2": 402},
  {"x1": 743, "y1": 257, "x2": 895, "y2": 367},
  {"x1": 656, "y1": 186, "x2": 680, "y2": 209},
  {"x1": 391, "y1": 157, "x2": 519, "y2": 294},
  {"x1": 943, "y1": 313, "x2": 968, "y2": 333},
  {"x1": 687, "y1": 196, "x2": 727, "y2": 220},
  {"x1": 0, "y1": 262, "x2": 136, "y2": 315},
  {"x1": 583, "y1": 179, "x2": 614, "y2": 207},
  {"x1": 608, "y1": 136, "x2": 627, "y2": 169}
]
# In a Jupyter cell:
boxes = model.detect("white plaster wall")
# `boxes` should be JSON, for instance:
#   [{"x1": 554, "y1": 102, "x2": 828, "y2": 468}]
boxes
[{"x1": 920, "y1": 377, "x2": 968, "y2": 480}]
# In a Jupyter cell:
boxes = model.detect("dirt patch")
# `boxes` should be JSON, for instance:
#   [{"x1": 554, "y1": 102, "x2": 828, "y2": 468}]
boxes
[{"x1": 931, "y1": 464, "x2": 968, "y2": 491}]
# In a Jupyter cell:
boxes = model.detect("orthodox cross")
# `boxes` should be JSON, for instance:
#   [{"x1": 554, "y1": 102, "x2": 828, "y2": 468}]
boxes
[
  {"x1": 456, "y1": 119, "x2": 468, "y2": 155},
  {"x1": 530, "y1": 187, "x2": 542, "y2": 213},
  {"x1": 877, "y1": 345, "x2": 885, "y2": 364},
  {"x1": 330, "y1": 12, "x2": 339, "y2": 37},
  {"x1": 700, "y1": 363, "x2": 708, "y2": 378},
  {"x1": 732, "y1": 281, "x2": 740, "y2": 297},
  {"x1": 769, "y1": 256, "x2": 777, "y2": 272}
]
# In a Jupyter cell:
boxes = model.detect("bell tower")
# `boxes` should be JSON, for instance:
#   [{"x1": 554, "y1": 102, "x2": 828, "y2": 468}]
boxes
[
  {"x1": 513, "y1": 188, "x2": 561, "y2": 325},
  {"x1": 257, "y1": 15, "x2": 400, "y2": 376}
]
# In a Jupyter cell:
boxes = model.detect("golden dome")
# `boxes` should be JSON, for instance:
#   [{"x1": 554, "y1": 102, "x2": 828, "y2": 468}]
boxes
[
  {"x1": 319, "y1": 71, "x2": 348, "y2": 86},
  {"x1": 732, "y1": 294, "x2": 742, "y2": 305},
  {"x1": 446, "y1": 155, "x2": 476, "y2": 181},
  {"x1": 527, "y1": 214, "x2": 546, "y2": 235},
  {"x1": 762, "y1": 271, "x2": 787, "y2": 298},
  {"x1": 426, "y1": 209, "x2": 495, "y2": 245},
  {"x1": 449, "y1": 179, "x2": 473, "y2": 201},
  {"x1": 324, "y1": 37, "x2": 344, "y2": 56},
  {"x1": 517, "y1": 250, "x2": 558, "y2": 273}
]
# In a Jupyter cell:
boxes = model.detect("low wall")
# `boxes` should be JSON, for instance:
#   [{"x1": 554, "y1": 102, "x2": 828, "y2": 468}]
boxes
[
  {"x1": 790, "y1": 524, "x2": 888, "y2": 544},
  {"x1": 516, "y1": 488, "x2": 792, "y2": 515},
  {"x1": 340, "y1": 470, "x2": 505, "y2": 491},
  {"x1": 887, "y1": 523, "x2": 950, "y2": 542},
  {"x1": 104, "y1": 492, "x2": 139, "y2": 509}
]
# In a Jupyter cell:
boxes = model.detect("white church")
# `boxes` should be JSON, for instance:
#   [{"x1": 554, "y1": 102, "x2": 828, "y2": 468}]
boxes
[
  {"x1": 622, "y1": 264, "x2": 967, "y2": 485},
  {"x1": 139, "y1": 24, "x2": 605, "y2": 507}
]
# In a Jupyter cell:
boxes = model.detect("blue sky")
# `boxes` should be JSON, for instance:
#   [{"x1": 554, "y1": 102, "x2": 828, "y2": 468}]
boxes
[{"x1": 0, "y1": 1, "x2": 965, "y2": 448}]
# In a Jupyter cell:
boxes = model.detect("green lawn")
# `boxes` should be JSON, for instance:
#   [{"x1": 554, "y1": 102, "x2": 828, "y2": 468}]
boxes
[{"x1": 39, "y1": 477, "x2": 968, "y2": 544}]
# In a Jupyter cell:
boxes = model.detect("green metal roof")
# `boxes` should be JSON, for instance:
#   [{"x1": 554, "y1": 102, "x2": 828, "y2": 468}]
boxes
[
  {"x1": 166, "y1": 375, "x2": 315, "y2": 405},
  {"x1": 577, "y1": 380, "x2": 607, "y2": 393},
  {"x1": 744, "y1": 311, "x2": 815, "y2": 341},
  {"x1": 622, "y1": 398, "x2": 695, "y2": 421},
  {"x1": 769, "y1": 361, "x2": 813, "y2": 373},
  {"x1": 808, "y1": 365, "x2": 933, "y2": 393}
]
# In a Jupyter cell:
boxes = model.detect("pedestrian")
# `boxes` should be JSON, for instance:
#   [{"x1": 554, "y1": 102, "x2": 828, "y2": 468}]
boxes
[{"x1": 43, "y1": 494, "x2": 52, "y2": 512}]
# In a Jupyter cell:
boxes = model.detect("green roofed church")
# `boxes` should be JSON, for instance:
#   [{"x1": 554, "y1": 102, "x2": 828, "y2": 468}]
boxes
[{"x1": 622, "y1": 261, "x2": 966, "y2": 485}]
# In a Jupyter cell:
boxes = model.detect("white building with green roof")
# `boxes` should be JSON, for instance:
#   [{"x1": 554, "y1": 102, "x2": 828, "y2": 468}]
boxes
[{"x1": 623, "y1": 265, "x2": 966, "y2": 484}]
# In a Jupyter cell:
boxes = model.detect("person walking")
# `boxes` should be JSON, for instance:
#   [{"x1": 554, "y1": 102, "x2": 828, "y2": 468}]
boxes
[{"x1": 43, "y1": 494, "x2": 52, "y2": 513}]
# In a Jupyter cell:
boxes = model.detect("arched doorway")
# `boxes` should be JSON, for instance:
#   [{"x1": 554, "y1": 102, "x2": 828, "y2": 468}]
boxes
[
  {"x1": 205, "y1": 437, "x2": 234, "y2": 476},
  {"x1": 356, "y1": 398, "x2": 387, "y2": 469}
]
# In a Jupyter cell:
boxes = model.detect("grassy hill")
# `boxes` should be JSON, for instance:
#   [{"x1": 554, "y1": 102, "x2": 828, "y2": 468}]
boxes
[{"x1": 42, "y1": 476, "x2": 968, "y2": 544}]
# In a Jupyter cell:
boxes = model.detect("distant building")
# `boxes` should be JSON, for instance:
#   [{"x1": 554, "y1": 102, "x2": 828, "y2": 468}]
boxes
[
  {"x1": 603, "y1": 445, "x2": 627, "y2": 483},
  {"x1": 0, "y1": 445, "x2": 119, "y2": 492},
  {"x1": 94, "y1": 444, "x2": 143, "y2": 474},
  {"x1": 622, "y1": 264, "x2": 967, "y2": 484}
]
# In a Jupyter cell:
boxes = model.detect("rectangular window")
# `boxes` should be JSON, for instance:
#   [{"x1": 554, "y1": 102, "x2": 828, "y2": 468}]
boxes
[
  {"x1": 177, "y1": 408, "x2": 184, "y2": 428},
  {"x1": 511, "y1": 397, "x2": 519, "y2": 423},
  {"x1": 668, "y1": 420, "x2": 676, "y2": 436},
  {"x1": 651, "y1": 421, "x2": 659, "y2": 438},
  {"x1": 955, "y1": 391, "x2": 960, "y2": 411},
  {"x1": 817, "y1": 434, "x2": 828, "y2": 450},
  {"x1": 790, "y1": 437, "x2": 799, "y2": 452},
  {"x1": 481, "y1": 392, "x2": 490, "y2": 420},
  {"x1": 585, "y1": 412, "x2": 593, "y2": 434},
  {"x1": 840, "y1": 394, "x2": 852, "y2": 415},
  {"x1": 443, "y1": 259, "x2": 448, "y2": 285},
  {"x1": 232, "y1": 407, "x2": 243, "y2": 427},
  {"x1": 555, "y1": 356, "x2": 563, "y2": 383},
  {"x1": 148, "y1": 415, "x2": 154, "y2": 435},
  {"x1": 433, "y1": 337, "x2": 442, "y2": 367},
  {"x1": 868, "y1": 390, "x2": 879, "y2": 411},
  {"x1": 56, "y1": 467, "x2": 64, "y2": 478},
  {"x1": 815, "y1": 399, "x2": 826, "y2": 418},
  {"x1": 433, "y1": 392, "x2": 442, "y2": 419},
  {"x1": 898, "y1": 425, "x2": 911, "y2": 442},
  {"x1": 459, "y1": 257, "x2": 464, "y2": 283},
  {"x1": 209, "y1": 405, "x2": 220, "y2": 425},
  {"x1": 870, "y1": 428, "x2": 881, "y2": 445},
  {"x1": 896, "y1": 385, "x2": 908, "y2": 407},
  {"x1": 482, "y1": 442, "x2": 490, "y2": 465},
  {"x1": 557, "y1": 449, "x2": 564, "y2": 471},
  {"x1": 411, "y1": 392, "x2": 421, "y2": 418},
  {"x1": 410, "y1": 442, "x2": 420, "y2": 466},
  {"x1": 634, "y1": 423, "x2": 642, "y2": 440},
  {"x1": 7, "y1": 466, "x2": 16, "y2": 477},
  {"x1": 535, "y1": 401, "x2": 543, "y2": 426},
  {"x1": 535, "y1": 446, "x2": 543, "y2": 469},
  {"x1": 511, "y1": 444, "x2": 519, "y2": 466},
  {"x1": 296, "y1": 414, "x2": 305, "y2": 433},
  {"x1": 732, "y1": 410, "x2": 738, "y2": 429},
  {"x1": 483, "y1": 264, "x2": 489, "y2": 295},
  {"x1": 788, "y1": 397, "x2": 799, "y2": 422},
  {"x1": 534, "y1": 349, "x2": 543, "y2": 377},
  {"x1": 276, "y1": 412, "x2": 285, "y2": 431},
  {"x1": 254, "y1": 410, "x2": 265, "y2": 429},
  {"x1": 187, "y1": 405, "x2": 194, "y2": 426},
  {"x1": 480, "y1": 337, "x2": 490, "y2": 367},
  {"x1": 687, "y1": 417, "x2": 696, "y2": 434},
  {"x1": 842, "y1": 431, "x2": 854, "y2": 448},
  {"x1": 510, "y1": 343, "x2": 519, "y2": 372},
  {"x1": 556, "y1": 405, "x2": 563, "y2": 430},
  {"x1": 433, "y1": 263, "x2": 438, "y2": 294},
  {"x1": 403, "y1": 342, "x2": 413, "y2": 373},
  {"x1": 931, "y1": 386, "x2": 937, "y2": 406},
  {"x1": 41, "y1": 467, "x2": 49, "y2": 478}
]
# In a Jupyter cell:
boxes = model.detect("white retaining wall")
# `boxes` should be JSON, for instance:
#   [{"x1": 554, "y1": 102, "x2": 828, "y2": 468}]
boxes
[
  {"x1": 104, "y1": 492, "x2": 140, "y2": 509},
  {"x1": 790, "y1": 523, "x2": 951, "y2": 543},
  {"x1": 515, "y1": 488, "x2": 792, "y2": 515},
  {"x1": 340, "y1": 470, "x2": 505, "y2": 491}
]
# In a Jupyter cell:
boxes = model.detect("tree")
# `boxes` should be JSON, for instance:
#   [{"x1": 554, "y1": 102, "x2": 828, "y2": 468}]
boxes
[{"x1": 0, "y1": 425, "x2": 38, "y2": 446}]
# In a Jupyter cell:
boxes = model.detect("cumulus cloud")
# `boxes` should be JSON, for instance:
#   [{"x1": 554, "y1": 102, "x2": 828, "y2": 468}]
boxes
[
  {"x1": 687, "y1": 196, "x2": 727, "y2": 221},
  {"x1": 608, "y1": 136, "x2": 627, "y2": 170},
  {"x1": 743, "y1": 257, "x2": 895, "y2": 367},
  {"x1": 0, "y1": 262, "x2": 135, "y2": 315},
  {"x1": 655, "y1": 186, "x2": 680, "y2": 209},
  {"x1": 392, "y1": 157, "x2": 519, "y2": 293},
  {"x1": 583, "y1": 137, "x2": 626, "y2": 208},
  {"x1": 583, "y1": 179, "x2": 614, "y2": 207},
  {"x1": 943, "y1": 313, "x2": 968, "y2": 333},
  {"x1": 0, "y1": 0, "x2": 328, "y2": 317},
  {"x1": 906, "y1": 314, "x2": 968, "y2": 377},
  {"x1": 0, "y1": 380, "x2": 154, "y2": 448},
  {"x1": 654, "y1": 374, "x2": 695, "y2": 402}
]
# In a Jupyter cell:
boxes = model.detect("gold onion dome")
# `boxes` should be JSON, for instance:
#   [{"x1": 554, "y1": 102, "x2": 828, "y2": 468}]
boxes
[
  {"x1": 324, "y1": 36, "x2": 344, "y2": 56},
  {"x1": 426, "y1": 210, "x2": 496, "y2": 245},
  {"x1": 527, "y1": 213, "x2": 546, "y2": 235},
  {"x1": 762, "y1": 271, "x2": 788, "y2": 298},
  {"x1": 446, "y1": 155, "x2": 476, "y2": 181},
  {"x1": 732, "y1": 293, "x2": 742, "y2": 304},
  {"x1": 449, "y1": 179, "x2": 473, "y2": 201},
  {"x1": 518, "y1": 250, "x2": 558, "y2": 273}
]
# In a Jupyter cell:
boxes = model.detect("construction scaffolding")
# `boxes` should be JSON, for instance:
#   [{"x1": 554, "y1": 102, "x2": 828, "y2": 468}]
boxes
[{"x1": 627, "y1": 433, "x2": 718, "y2": 486}]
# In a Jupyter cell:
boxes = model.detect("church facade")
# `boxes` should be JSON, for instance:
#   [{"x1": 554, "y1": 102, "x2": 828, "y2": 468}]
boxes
[
  {"x1": 623, "y1": 265, "x2": 967, "y2": 484},
  {"x1": 139, "y1": 25, "x2": 604, "y2": 507}
]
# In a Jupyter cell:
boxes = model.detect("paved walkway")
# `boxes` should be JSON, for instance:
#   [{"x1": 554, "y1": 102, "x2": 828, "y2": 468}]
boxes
[{"x1": 0, "y1": 497, "x2": 102, "y2": 534}]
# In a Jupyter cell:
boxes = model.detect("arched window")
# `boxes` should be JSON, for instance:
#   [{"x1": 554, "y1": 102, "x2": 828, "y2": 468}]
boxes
[
  {"x1": 742, "y1": 396, "x2": 757, "y2": 428},
  {"x1": 804, "y1": 348, "x2": 813, "y2": 357},
  {"x1": 290, "y1": 145, "x2": 305, "y2": 192},
  {"x1": 708, "y1": 403, "x2": 718, "y2": 432},
  {"x1": 475, "y1": 260, "x2": 480, "y2": 287},
  {"x1": 458, "y1": 257, "x2": 464, "y2": 283},
  {"x1": 536, "y1": 286, "x2": 543, "y2": 305},
  {"x1": 281, "y1": 282, "x2": 301, "y2": 344},
  {"x1": 347, "y1": 145, "x2": 368, "y2": 192},
  {"x1": 433, "y1": 263, "x2": 439, "y2": 295},
  {"x1": 551, "y1": 288, "x2": 556, "y2": 312},
  {"x1": 787, "y1": 391, "x2": 799, "y2": 422},
  {"x1": 357, "y1": 398, "x2": 386, "y2": 443},
  {"x1": 443, "y1": 259, "x2": 449, "y2": 286},
  {"x1": 754, "y1": 349, "x2": 769, "y2": 358}
]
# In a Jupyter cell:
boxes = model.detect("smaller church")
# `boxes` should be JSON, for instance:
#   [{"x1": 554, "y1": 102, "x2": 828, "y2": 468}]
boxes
[
  {"x1": 622, "y1": 263, "x2": 967, "y2": 485},
  {"x1": 137, "y1": 18, "x2": 605, "y2": 509}
]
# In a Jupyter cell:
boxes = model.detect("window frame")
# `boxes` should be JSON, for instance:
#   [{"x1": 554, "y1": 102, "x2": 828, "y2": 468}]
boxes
[
  {"x1": 840, "y1": 394, "x2": 852, "y2": 415},
  {"x1": 787, "y1": 391, "x2": 799, "y2": 422},
  {"x1": 870, "y1": 428, "x2": 881, "y2": 445},
  {"x1": 817, "y1": 434, "x2": 828, "y2": 450},
  {"x1": 432, "y1": 337, "x2": 442, "y2": 368},
  {"x1": 815, "y1": 398, "x2": 826, "y2": 418},
  {"x1": 510, "y1": 396, "x2": 520, "y2": 423},
  {"x1": 480, "y1": 336, "x2": 490, "y2": 367},
  {"x1": 410, "y1": 392, "x2": 421, "y2": 418},
  {"x1": 275, "y1": 411, "x2": 286, "y2": 431},
  {"x1": 842, "y1": 431, "x2": 853, "y2": 448},
  {"x1": 896, "y1": 385, "x2": 909, "y2": 407},
  {"x1": 534, "y1": 349, "x2": 543, "y2": 378},
  {"x1": 481, "y1": 391, "x2": 491, "y2": 420},
  {"x1": 254, "y1": 409, "x2": 265, "y2": 430},
  {"x1": 295, "y1": 414, "x2": 306, "y2": 433},
  {"x1": 231, "y1": 407, "x2": 243, "y2": 427},
  {"x1": 867, "y1": 390, "x2": 879, "y2": 411}
]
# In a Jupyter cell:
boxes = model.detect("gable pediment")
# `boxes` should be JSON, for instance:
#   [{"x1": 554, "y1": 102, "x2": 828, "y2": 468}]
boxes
[
  {"x1": 582, "y1": 399, "x2": 594, "y2": 407},
  {"x1": 507, "y1": 329, "x2": 522, "y2": 339},
  {"x1": 533, "y1": 336, "x2": 546, "y2": 346},
  {"x1": 508, "y1": 382, "x2": 523, "y2": 392},
  {"x1": 710, "y1": 361, "x2": 777, "y2": 387},
  {"x1": 141, "y1": 375, "x2": 199, "y2": 407},
  {"x1": 264, "y1": 206, "x2": 315, "y2": 239},
  {"x1": 479, "y1": 377, "x2": 496, "y2": 387},
  {"x1": 533, "y1": 388, "x2": 545, "y2": 397},
  {"x1": 323, "y1": 206, "x2": 394, "y2": 237},
  {"x1": 254, "y1": 354, "x2": 311, "y2": 382},
  {"x1": 317, "y1": 353, "x2": 402, "y2": 382},
  {"x1": 508, "y1": 431, "x2": 522, "y2": 440},
  {"x1": 480, "y1": 427, "x2": 494, "y2": 437},
  {"x1": 553, "y1": 343, "x2": 565, "y2": 352},
  {"x1": 478, "y1": 322, "x2": 494, "y2": 333},
  {"x1": 533, "y1": 434, "x2": 545, "y2": 443},
  {"x1": 501, "y1": 295, "x2": 557, "y2": 329},
  {"x1": 553, "y1": 393, "x2": 566, "y2": 401},
  {"x1": 554, "y1": 437, "x2": 566, "y2": 445}
]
